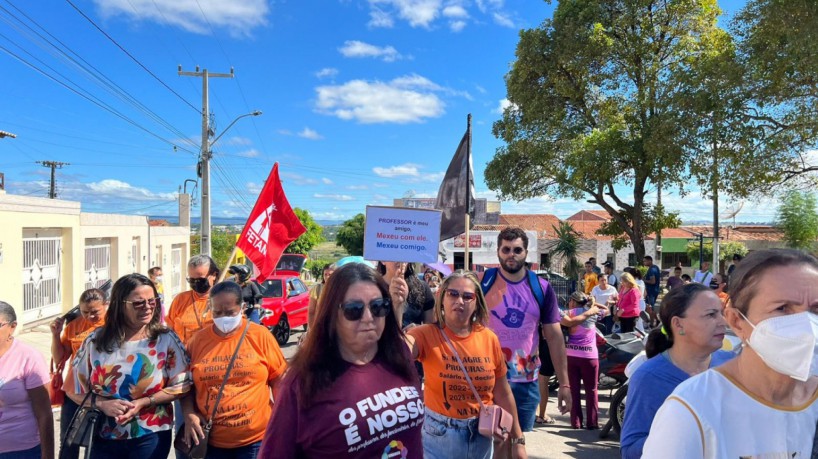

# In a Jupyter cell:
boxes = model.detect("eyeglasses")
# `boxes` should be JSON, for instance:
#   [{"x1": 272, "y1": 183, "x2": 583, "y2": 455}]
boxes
[
  {"x1": 500, "y1": 247, "x2": 525, "y2": 255},
  {"x1": 124, "y1": 298, "x2": 160, "y2": 310},
  {"x1": 338, "y1": 298, "x2": 392, "y2": 321},
  {"x1": 445, "y1": 289, "x2": 476, "y2": 302}
]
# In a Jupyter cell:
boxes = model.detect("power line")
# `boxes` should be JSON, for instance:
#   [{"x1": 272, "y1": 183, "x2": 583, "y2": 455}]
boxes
[{"x1": 62, "y1": 0, "x2": 200, "y2": 113}]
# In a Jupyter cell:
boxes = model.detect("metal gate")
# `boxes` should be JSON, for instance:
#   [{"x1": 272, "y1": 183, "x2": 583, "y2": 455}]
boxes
[
  {"x1": 85, "y1": 240, "x2": 111, "y2": 290},
  {"x1": 170, "y1": 245, "x2": 183, "y2": 300},
  {"x1": 21, "y1": 236, "x2": 62, "y2": 323}
]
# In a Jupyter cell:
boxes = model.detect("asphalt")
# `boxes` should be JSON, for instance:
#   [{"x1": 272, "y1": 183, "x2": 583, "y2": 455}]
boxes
[{"x1": 19, "y1": 325, "x2": 621, "y2": 459}]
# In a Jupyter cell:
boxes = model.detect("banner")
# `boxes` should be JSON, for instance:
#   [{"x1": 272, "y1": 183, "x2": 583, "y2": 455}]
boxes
[
  {"x1": 363, "y1": 206, "x2": 442, "y2": 264},
  {"x1": 435, "y1": 130, "x2": 475, "y2": 241},
  {"x1": 236, "y1": 163, "x2": 306, "y2": 282}
]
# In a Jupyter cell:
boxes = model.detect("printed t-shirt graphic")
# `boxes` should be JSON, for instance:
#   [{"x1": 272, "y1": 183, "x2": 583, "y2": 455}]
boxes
[
  {"x1": 186, "y1": 320, "x2": 287, "y2": 448},
  {"x1": 408, "y1": 324, "x2": 506, "y2": 418},
  {"x1": 482, "y1": 272, "x2": 560, "y2": 382},
  {"x1": 260, "y1": 355, "x2": 424, "y2": 458},
  {"x1": 563, "y1": 308, "x2": 603, "y2": 359},
  {"x1": 166, "y1": 290, "x2": 213, "y2": 344}
]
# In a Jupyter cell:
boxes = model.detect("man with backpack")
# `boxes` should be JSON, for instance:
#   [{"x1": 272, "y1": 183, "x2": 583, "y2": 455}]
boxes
[{"x1": 481, "y1": 227, "x2": 571, "y2": 433}]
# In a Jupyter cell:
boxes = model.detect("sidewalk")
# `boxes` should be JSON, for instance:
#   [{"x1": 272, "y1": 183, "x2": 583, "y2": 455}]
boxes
[{"x1": 18, "y1": 327, "x2": 621, "y2": 459}]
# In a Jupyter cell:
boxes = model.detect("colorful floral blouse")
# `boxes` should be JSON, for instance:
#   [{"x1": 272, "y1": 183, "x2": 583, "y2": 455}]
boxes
[{"x1": 71, "y1": 329, "x2": 191, "y2": 440}]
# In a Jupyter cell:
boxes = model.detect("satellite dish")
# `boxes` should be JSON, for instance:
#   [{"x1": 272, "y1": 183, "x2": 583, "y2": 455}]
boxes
[{"x1": 720, "y1": 201, "x2": 744, "y2": 226}]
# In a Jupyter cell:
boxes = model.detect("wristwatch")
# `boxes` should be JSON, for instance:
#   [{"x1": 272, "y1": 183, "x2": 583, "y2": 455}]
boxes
[{"x1": 511, "y1": 436, "x2": 526, "y2": 445}]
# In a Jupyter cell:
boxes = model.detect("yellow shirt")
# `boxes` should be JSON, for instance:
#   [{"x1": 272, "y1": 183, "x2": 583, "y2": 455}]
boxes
[{"x1": 584, "y1": 272, "x2": 598, "y2": 294}]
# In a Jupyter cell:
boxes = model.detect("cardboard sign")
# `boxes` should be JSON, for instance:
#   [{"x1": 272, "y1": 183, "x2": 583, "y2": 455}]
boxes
[{"x1": 364, "y1": 206, "x2": 442, "y2": 263}]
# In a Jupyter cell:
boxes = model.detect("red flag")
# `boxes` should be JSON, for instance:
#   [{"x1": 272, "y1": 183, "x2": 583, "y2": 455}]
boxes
[{"x1": 236, "y1": 163, "x2": 306, "y2": 281}]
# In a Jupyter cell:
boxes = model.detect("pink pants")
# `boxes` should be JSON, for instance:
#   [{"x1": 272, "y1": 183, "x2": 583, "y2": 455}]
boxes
[{"x1": 567, "y1": 356, "x2": 599, "y2": 428}]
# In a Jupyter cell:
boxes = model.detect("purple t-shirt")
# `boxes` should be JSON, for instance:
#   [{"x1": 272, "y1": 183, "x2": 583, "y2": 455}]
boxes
[
  {"x1": 483, "y1": 271, "x2": 560, "y2": 383},
  {"x1": 563, "y1": 307, "x2": 605, "y2": 359},
  {"x1": 260, "y1": 356, "x2": 423, "y2": 459},
  {"x1": 666, "y1": 276, "x2": 683, "y2": 290},
  {"x1": 0, "y1": 339, "x2": 50, "y2": 454}
]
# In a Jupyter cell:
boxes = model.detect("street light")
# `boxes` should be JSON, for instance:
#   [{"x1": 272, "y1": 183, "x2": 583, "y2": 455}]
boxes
[
  {"x1": 200, "y1": 110, "x2": 262, "y2": 256},
  {"x1": 0, "y1": 130, "x2": 17, "y2": 138}
]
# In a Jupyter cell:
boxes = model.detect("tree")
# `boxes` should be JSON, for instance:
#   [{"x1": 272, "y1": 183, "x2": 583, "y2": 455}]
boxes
[
  {"x1": 286, "y1": 208, "x2": 324, "y2": 255},
  {"x1": 486, "y1": 0, "x2": 780, "y2": 259},
  {"x1": 685, "y1": 240, "x2": 748, "y2": 269},
  {"x1": 547, "y1": 222, "x2": 582, "y2": 281},
  {"x1": 336, "y1": 213, "x2": 365, "y2": 256},
  {"x1": 597, "y1": 203, "x2": 683, "y2": 254},
  {"x1": 190, "y1": 230, "x2": 236, "y2": 272},
  {"x1": 776, "y1": 191, "x2": 818, "y2": 251}
]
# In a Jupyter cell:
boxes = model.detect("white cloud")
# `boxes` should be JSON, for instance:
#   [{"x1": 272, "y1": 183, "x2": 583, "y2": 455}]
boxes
[
  {"x1": 449, "y1": 20, "x2": 467, "y2": 32},
  {"x1": 315, "y1": 67, "x2": 339, "y2": 79},
  {"x1": 475, "y1": 0, "x2": 504, "y2": 13},
  {"x1": 475, "y1": 84, "x2": 487, "y2": 94},
  {"x1": 236, "y1": 148, "x2": 260, "y2": 158},
  {"x1": 373, "y1": 183, "x2": 390, "y2": 188},
  {"x1": 298, "y1": 127, "x2": 324, "y2": 140},
  {"x1": 322, "y1": 178, "x2": 333, "y2": 185},
  {"x1": 492, "y1": 12, "x2": 515, "y2": 28},
  {"x1": 369, "y1": 0, "x2": 443, "y2": 28},
  {"x1": 314, "y1": 193, "x2": 355, "y2": 201},
  {"x1": 346, "y1": 184, "x2": 369, "y2": 190},
  {"x1": 442, "y1": 5, "x2": 468, "y2": 18},
  {"x1": 93, "y1": 0, "x2": 270, "y2": 38},
  {"x1": 372, "y1": 163, "x2": 444, "y2": 182},
  {"x1": 493, "y1": 98, "x2": 514, "y2": 114},
  {"x1": 281, "y1": 172, "x2": 318, "y2": 185},
  {"x1": 339, "y1": 40, "x2": 404, "y2": 62},
  {"x1": 87, "y1": 179, "x2": 176, "y2": 200},
  {"x1": 368, "y1": 7, "x2": 394, "y2": 28},
  {"x1": 372, "y1": 193, "x2": 391, "y2": 202},
  {"x1": 226, "y1": 136, "x2": 252, "y2": 146},
  {"x1": 315, "y1": 75, "x2": 446, "y2": 124},
  {"x1": 276, "y1": 129, "x2": 293, "y2": 136}
]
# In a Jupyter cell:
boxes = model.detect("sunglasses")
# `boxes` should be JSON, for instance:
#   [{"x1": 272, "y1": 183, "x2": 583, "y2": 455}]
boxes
[
  {"x1": 500, "y1": 247, "x2": 525, "y2": 255},
  {"x1": 339, "y1": 298, "x2": 392, "y2": 321},
  {"x1": 445, "y1": 289, "x2": 476, "y2": 302},
  {"x1": 124, "y1": 298, "x2": 160, "y2": 310}
]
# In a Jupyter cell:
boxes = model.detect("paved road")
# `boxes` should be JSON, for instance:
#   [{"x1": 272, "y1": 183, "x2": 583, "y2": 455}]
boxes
[{"x1": 23, "y1": 326, "x2": 621, "y2": 458}]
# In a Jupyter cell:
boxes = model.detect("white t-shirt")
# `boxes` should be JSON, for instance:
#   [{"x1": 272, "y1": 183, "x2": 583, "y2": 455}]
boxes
[
  {"x1": 590, "y1": 284, "x2": 618, "y2": 306},
  {"x1": 693, "y1": 270, "x2": 713, "y2": 285},
  {"x1": 636, "y1": 279, "x2": 647, "y2": 311},
  {"x1": 643, "y1": 369, "x2": 818, "y2": 459}
]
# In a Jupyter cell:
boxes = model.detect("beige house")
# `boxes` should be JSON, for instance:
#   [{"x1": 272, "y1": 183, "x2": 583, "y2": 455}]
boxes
[{"x1": 0, "y1": 190, "x2": 190, "y2": 329}]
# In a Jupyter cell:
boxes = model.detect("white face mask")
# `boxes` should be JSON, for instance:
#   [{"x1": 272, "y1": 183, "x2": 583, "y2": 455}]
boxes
[
  {"x1": 739, "y1": 311, "x2": 818, "y2": 382},
  {"x1": 155, "y1": 276, "x2": 163, "y2": 282},
  {"x1": 213, "y1": 314, "x2": 243, "y2": 334}
]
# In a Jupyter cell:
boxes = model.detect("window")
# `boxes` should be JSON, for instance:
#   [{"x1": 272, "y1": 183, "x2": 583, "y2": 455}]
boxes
[
  {"x1": 260, "y1": 279, "x2": 283, "y2": 298},
  {"x1": 628, "y1": 253, "x2": 638, "y2": 267}
]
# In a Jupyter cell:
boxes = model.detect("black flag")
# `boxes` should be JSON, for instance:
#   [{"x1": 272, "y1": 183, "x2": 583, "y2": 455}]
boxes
[{"x1": 436, "y1": 130, "x2": 475, "y2": 241}]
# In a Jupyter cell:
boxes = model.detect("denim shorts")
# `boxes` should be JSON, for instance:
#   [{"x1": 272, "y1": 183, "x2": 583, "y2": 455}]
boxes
[
  {"x1": 422, "y1": 410, "x2": 493, "y2": 459},
  {"x1": 510, "y1": 381, "x2": 540, "y2": 432}
]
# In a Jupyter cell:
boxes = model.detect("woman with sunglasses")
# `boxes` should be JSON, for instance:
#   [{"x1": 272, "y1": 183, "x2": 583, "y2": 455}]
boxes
[
  {"x1": 260, "y1": 262, "x2": 422, "y2": 458},
  {"x1": 180, "y1": 281, "x2": 287, "y2": 459},
  {"x1": 406, "y1": 270, "x2": 526, "y2": 459},
  {"x1": 68, "y1": 274, "x2": 191, "y2": 459}
]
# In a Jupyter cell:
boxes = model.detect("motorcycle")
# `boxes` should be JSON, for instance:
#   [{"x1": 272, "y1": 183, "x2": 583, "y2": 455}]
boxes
[{"x1": 596, "y1": 329, "x2": 644, "y2": 439}]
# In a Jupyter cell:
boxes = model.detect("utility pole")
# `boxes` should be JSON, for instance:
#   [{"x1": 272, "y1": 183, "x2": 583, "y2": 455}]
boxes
[
  {"x1": 36, "y1": 161, "x2": 69, "y2": 199},
  {"x1": 178, "y1": 65, "x2": 234, "y2": 256}
]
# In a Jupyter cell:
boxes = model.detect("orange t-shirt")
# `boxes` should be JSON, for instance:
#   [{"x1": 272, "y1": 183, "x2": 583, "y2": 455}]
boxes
[
  {"x1": 408, "y1": 324, "x2": 507, "y2": 419},
  {"x1": 60, "y1": 317, "x2": 105, "y2": 357},
  {"x1": 166, "y1": 291, "x2": 212, "y2": 344},
  {"x1": 185, "y1": 320, "x2": 288, "y2": 448}
]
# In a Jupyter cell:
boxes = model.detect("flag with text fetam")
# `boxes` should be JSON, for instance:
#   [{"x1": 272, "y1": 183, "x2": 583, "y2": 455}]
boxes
[
  {"x1": 435, "y1": 130, "x2": 475, "y2": 241},
  {"x1": 236, "y1": 163, "x2": 306, "y2": 282}
]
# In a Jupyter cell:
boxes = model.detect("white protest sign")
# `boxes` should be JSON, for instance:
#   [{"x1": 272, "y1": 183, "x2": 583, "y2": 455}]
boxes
[{"x1": 364, "y1": 206, "x2": 442, "y2": 263}]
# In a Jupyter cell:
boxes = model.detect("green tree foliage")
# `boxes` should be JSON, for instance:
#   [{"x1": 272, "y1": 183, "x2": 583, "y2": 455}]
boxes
[
  {"x1": 336, "y1": 213, "x2": 365, "y2": 256},
  {"x1": 305, "y1": 259, "x2": 332, "y2": 280},
  {"x1": 685, "y1": 240, "x2": 748, "y2": 269},
  {"x1": 776, "y1": 191, "x2": 818, "y2": 251},
  {"x1": 547, "y1": 222, "x2": 582, "y2": 281},
  {"x1": 190, "y1": 230, "x2": 237, "y2": 273},
  {"x1": 597, "y1": 204, "x2": 683, "y2": 253},
  {"x1": 285, "y1": 208, "x2": 325, "y2": 255},
  {"x1": 489, "y1": 0, "x2": 727, "y2": 261}
]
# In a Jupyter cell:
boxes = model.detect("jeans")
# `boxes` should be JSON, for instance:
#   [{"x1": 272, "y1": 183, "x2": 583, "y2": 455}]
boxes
[
  {"x1": 174, "y1": 399, "x2": 188, "y2": 459},
  {"x1": 90, "y1": 430, "x2": 171, "y2": 459},
  {"x1": 422, "y1": 410, "x2": 492, "y2": 459},
  {"x1": 509, "y1": 381, "x2": 540, "y2": 432},
  {"x1": 205, "y1": 441, "x2": 262, "y2": 459},
  {"x1": 245, "y1": 307, "x2": 260, "y2": 324},
  {"x1": 567, "y1": 356, "x2": 600, "y2": 429},
  {"x1": 0, "y1": 445, "x2": 41, "y2": 459},
  {"x1": 620, "y1": 317, "x2": 637, "y2": 333},
  {"x1": 59, "y1": 396, "x2": 81, "y2": 459}
]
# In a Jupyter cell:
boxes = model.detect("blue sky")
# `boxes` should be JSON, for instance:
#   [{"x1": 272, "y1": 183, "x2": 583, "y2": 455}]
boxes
[{"x1": 0, "y1": 0, "x2": 779, "y2": 224}]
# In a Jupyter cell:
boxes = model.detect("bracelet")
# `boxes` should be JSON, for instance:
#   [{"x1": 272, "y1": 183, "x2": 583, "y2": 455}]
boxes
[
  {"x1": 148, "y1": 394, "x2": 156, "y2": 407},
  {"x1": 561, "y1": 385, "x2": 570, "y2": 389}
]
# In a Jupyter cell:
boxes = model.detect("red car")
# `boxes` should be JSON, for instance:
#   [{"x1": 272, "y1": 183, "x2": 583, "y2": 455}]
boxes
[{"x1": 256, "y1": 254, "x2": 310, "y2": 345}]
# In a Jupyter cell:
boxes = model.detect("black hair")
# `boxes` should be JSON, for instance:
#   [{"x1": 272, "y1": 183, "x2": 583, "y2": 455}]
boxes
[
  {"x1": 95, "y1": 274, "x2": 167, "y2": 353},
  {"x1": 498, "y1": 227, "x2": 528, "y2": 248},
  {"x1": 644, "y1": 255, "x2": 653, "y2": 262},
  {"x1": 210, "y1": 281, "x2": 243, "y2": 304},
  {"x1": 645, "y1": 283, "x2": 709, "y2": 358},
  {"x1": 0, "y1": 301, "x2": 16, "y2": 323},
  {"x1": 681, "y1": 274, "x2": 692, "y2": 281}
]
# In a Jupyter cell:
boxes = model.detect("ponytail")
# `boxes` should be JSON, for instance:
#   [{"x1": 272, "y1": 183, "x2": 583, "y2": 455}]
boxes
[{"x1": 645, "y1": 283, "x2": 710, "y2": 359}]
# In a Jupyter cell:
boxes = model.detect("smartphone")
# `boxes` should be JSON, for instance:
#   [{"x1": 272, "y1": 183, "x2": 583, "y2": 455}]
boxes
[{"x1": 62, "y1": 306, "x2": 81, "y2": 323}]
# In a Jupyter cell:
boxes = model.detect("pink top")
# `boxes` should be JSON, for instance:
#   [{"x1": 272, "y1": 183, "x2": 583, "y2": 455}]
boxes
[
  {"x1": 617, "y1": 288, "x2": 641, "y2": 318},
  {"x1": 0, "y1": 339, "x2": 50, "y2": 453}
]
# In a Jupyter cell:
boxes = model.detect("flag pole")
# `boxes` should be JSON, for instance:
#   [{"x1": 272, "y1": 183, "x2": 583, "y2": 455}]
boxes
[
  {"x1": 218, "y1": 246, "x2": 240, "y2": 282},
  {"x1": 464, "y1": 113, "x2": 472, "y2": 271}
]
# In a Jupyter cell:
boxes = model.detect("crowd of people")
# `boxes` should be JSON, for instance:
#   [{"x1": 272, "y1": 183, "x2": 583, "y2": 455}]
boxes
[{"x1": 1, "y1": 228, "x2": 817, "y2": 459}]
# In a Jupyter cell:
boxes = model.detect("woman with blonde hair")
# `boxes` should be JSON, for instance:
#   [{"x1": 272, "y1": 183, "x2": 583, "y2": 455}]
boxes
[
  {"x1": 406, "y1": 270, "x2": 526, "y2": 459},
  {"x1": 615, "y1": 272, "x2": 641, "y2": 333}
]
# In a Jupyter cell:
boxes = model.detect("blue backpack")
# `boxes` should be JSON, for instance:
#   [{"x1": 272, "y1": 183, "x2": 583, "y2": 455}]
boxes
[{"x1": 480, "y1": 268, "x2": 548, "y2": 314}]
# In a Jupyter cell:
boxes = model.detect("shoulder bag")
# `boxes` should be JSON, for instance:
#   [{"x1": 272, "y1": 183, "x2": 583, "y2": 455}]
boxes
[
  {"x1": 174, "y1": 320, "x2": 251, "y2": 459},
  {"x1": 63, "y1": 390, "x2": 103, "y2": 459},
  {"x1": 49, "y1": 358, "x2": 66, "y2": 407},
  {"x1": 438, "y1": 327, "x2": 513, "y2": 442}
]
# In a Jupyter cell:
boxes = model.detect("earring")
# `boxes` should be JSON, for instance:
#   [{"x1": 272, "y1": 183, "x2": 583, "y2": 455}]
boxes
[{"x1": 678, "y1": 328, "x2": 685, "y2": 336}]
